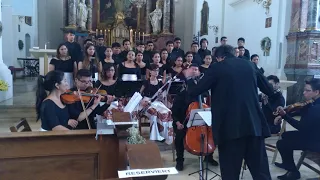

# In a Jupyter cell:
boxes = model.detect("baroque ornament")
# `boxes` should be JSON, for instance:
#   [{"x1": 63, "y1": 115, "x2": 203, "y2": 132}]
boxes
[
  {"x1": 18, "y1": 40, "x2": 24, "y2": 50},
  {"x1": 261, "y1": 37, "x2": 271, "y2": 56}
]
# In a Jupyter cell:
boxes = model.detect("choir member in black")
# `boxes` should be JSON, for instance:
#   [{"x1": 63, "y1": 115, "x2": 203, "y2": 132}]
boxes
[
  {"x1": 220, "y1": 36, "x2": 228, "y2": 45},
  {"x1": 68, "y1": 69, "x2": 115, "y2": 129},
  {"x1": 199, "y1": 53, "x2": 213, "y2": 74},
  {"x1": 112, "y1": 42, "x2": 122, "y2": 64},
  {"x1": 64, "y1": 30, "x2": 82, "y2": 63},
  {"x1": 237, "y1": 37, "x2": 250, "y2": 59},
  {"x1": 190, "y1": 42, "x2": 202, "y2": 65},
  {"x1": 78, "y1": 44, "x2": 101, "y2": 82},
  {"x1": 135, "y1": 51, "x2": 147, "y2": 80},
  {"x1": 136, "y1": 42, "x2": 151, "y2": 65},
  {"x1": 186, "y1": 45, "x2": 277, "y2": 180},
  {"x1": 119, "y1": 39, "x2": 131, "y2": 62},
  {"x1": 144, "y1": 41, "x2": 155, "y2": 60},
  {"x1": 100, "y1": 47, "x2": 117, "y2": 69},
  {"x1": 36, "y1": 70, "x2": 78, "y2": 131},
  {"x1": 172, "y1": 37, "x2": 185, "y2": 60},
  {"x1": 274, "y1": 79, "x2": 320, "y2": 180},
  {"x1": 260, "y1": 75, "x2": 285, "y2": 134},
  {"x1": 198, "y1": 38, "x2": 212, "y2": 60},
  {"x1": 84, "y1": 39, "x2": 94, "y2": 47},
  {"x1": 118, "y1": 50, "x2": 141, "y2": 80},
  {"x1": 146, "y1": 52, "x2": 166, "y2": 82},
  {"x1": 238, "y1": 46, "x2": 248, "y2": 60},
  {"x1": 95, "y1": 63, "x2": 117, "y2": 96},
  {"x1": 49, "y1": 43, "x2": 77, "y2": 88},
  {"x1": 160, "y1": 48, "x2": 171, "y2": 74},
  {"x1": 168, "y1": 56, "x2": 183, "y2": 78},
  {"x1": 251, "y1": 54, "x2": 264, "y2": 74},
  {"x1": 140, "y1": 64, "x2": 163, "y2": 98},
  {"x1": 234, "y1": 47, "x2": 239, "y2": 57},
  {"x1": 183, "y1": 52, "x2": 193, "y2": 67},
  {"x1": 165, "y1": 41, "x2": 174, "y2": 63},
  {"x1": 96, "y1": 35, "x2": 107, "y2": 61},
  {"x1": 172, "y1": 64, "x2": 219, "y2": 171}
]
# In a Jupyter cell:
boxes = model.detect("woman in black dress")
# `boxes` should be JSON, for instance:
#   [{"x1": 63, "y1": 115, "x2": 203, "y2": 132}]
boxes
[
  {"x1": 140, "y1": 64, "x2": 163, "y2": 98},
  {"x1": 78, "y1": 44, "x2": 101, "y2": 81},
  {"x1": 183, "y1": 51, "x2": 194, "y2": 67},
  {"x1": 99, "y1": 47, "x2": 117, "y2": 69},
  {"x1": 135, "y1": 51, "x2": 147, "y2": 80},
  {"x1": 168, "y1": 56, "x2": 184, "y2": 78},
  {"x1": 95, "y1": 63, "x2": 117, "y2": 96},
  {"x1": 118, "y1": 50, "x2": 141, "y2": 80},
  {"x1": 199, "y1": 53, "x2": 213, "y2": 74},
  {"x1": 49, "y1": 43, "x2": 77, "y2": 88},
  {"x1": 36, "y1": 70, "x2": 78, "y2": 131},
  {"x1": 146, "y1": 52, "x2": 167, "y2": 82}
]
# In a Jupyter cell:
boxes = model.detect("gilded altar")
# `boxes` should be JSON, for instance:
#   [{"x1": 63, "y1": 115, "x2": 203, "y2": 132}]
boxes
[{"x1": 63, "y1": 0, "x2": 176, "y2": 48}]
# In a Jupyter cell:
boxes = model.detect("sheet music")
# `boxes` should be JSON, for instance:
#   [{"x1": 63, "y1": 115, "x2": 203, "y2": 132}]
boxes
[
  {"x1": 124, "y1": 92, "x2": 143, "y2": 113},
  {"x1": 187, "y1": 108, "x2": 211, "y2": 128}
]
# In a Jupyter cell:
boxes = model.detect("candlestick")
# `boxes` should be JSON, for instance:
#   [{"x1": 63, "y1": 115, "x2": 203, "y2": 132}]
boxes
[
  {"x1": 138, "y1": 32, "x2": 141, "y2": 41},
  {"x1": 142, "y1": 32, "x2": 145, "y2": 42}
]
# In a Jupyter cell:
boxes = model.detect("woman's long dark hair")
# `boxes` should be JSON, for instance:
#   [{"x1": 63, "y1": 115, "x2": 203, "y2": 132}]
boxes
[
  {"x1": 100, "y1": 63, "x2": 117, "y2": 80},
  {"x1": 36, "y1": 70, "x2": 64, "y2": 121},
  {"x1": 56, "y1": 43, "x2": 70, "y2": 59},
  {"x1": 82, "y1": 44, "x2": 100, "y2": 70}
]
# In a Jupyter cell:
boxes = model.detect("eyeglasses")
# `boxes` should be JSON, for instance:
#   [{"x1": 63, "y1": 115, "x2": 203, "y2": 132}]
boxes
[{"x1": 78, "y1": 79, "x2": 92, "y2": 84}]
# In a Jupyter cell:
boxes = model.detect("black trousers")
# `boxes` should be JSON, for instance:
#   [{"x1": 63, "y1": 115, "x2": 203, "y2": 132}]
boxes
[
  {"x1": 174, "y1": 128, "x2": 214, "y2": 162},
  {"x1": 276, "y1": 131, "x2": 319, "y2": 172},
  {"x1": 218, "y1": 136, "x2": 271, "y2": 180}
]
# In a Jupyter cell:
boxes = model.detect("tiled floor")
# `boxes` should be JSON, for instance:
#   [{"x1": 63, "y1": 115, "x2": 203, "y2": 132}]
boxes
[{"x1": 1, "y1": 79, "x2": 319, "y2": 179}]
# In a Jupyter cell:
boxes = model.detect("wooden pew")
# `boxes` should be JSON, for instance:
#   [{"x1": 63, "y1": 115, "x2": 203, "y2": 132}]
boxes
[{"x1": 0, "y1": 130, "x2": 124, "y2": 180}]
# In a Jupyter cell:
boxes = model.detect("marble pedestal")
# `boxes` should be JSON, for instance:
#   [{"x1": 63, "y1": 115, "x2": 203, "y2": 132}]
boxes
[
  {"x1": 279, "y1": 80, "x2": 297, "y2": 105},
  {"x1": 0, "y1": 62, "x2": 13, "y2": 103},
  {"x1": 30, "y1": 49, "x2": 56, "y2": 76}
]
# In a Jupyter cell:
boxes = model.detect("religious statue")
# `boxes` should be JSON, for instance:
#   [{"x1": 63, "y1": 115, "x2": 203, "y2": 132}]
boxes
[
  {"x1": 261, "y1": 37, "x2": 271, "y2": 56},
  {"x1": 77, "y1": 0, "x2": 88, "y2": 31},
  {"x1": 200, "y1": 1, "x2": 209, "y2": 36},
  {"x1": 149, "y1": 0, "x2": 163, "y2": 34}
]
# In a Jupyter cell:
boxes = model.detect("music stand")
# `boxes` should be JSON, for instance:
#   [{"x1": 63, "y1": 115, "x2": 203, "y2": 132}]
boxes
[
  {"x1": 168, "y1": 81, "x2": 184, "y2": 95},
  {"x1": 114, "y1": 80, "x2": 143, "y2": 98},
  {"x1": 187, "y1": 109, "x2": 220, "y2": 180}
]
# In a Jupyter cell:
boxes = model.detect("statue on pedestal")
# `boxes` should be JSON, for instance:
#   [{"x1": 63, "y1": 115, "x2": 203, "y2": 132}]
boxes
[
  {"x1": 67, "y1": 0, "x2": 77, "y2": 27},
  {"x1": 149, "y1": 0, "x2": 163, "y2": 34},
  {"x1": 77, "y1": 0, "x2": 88, "y2": 31}
]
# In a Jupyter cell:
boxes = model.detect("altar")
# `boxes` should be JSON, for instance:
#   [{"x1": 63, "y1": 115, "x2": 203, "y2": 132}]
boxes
[
  {"x1": 63, "y1": 0, "x2": 176, "y2": 49},
  {"x1": 29, "y1": 49, "x2": 56, "y2": 76}
]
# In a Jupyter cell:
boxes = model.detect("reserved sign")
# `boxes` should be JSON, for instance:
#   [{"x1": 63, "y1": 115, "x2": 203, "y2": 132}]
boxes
[{"x1": 118, "y1": 167, "x2": 178, "y2": 178}]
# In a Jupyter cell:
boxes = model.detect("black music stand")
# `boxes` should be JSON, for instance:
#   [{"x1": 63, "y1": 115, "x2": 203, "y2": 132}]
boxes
[
  {"x1": 168, "y1": 81, "x2": 184, "y2": 95},
  {"x1": 114, "y1": 80, "x2": 143, "y2": 98},
  {"x1": 187, "y1": 109, "x2": 220, "y2": 180}
]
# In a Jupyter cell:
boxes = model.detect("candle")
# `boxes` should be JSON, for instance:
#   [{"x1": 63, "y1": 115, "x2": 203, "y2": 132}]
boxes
[
  {"x1": 96, "y1": 29, "x2": 98, "y2": 36},
  {"x1": 143, "y1": 32, "x2": 145, "y2": 42},
  {"x1": 135, "y1": 31, "x2": 137, "y2": 43},
  {"x1": 138, "y1": 32, "x2": 141, "y2": 41},
  {"x1": 100, "y1": 30, "x2": 103, "y2": 35},
  {"x1": 130, "y1": 29, "x2": 133, "y2": 45}
]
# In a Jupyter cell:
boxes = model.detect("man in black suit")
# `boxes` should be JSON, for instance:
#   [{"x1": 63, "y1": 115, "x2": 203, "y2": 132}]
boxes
[{"x1": 186, "y1": 45, "x2": 277, "y2": 180}]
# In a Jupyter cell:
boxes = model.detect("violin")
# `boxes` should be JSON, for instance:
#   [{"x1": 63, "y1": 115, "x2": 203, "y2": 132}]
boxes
[
  {"x1": 184, "y1": 80, "x2": 215, "y2": 156},
  {"x1": 273, "y1": 100, "x2": 314, "y2": 116},
  {"x1": 60, "y1": 89, "x2": 109, "y2": 104}
]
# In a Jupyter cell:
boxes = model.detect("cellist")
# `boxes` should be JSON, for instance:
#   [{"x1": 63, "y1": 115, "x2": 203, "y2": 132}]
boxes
[{"x1": 171, "y1": 63, "x2": 219, "y2": 171}]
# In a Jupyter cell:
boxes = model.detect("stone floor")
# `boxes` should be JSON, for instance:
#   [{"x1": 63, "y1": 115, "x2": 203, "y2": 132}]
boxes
[{"x1": 0, "y1": 78, "x2": 319, "y2": 179}]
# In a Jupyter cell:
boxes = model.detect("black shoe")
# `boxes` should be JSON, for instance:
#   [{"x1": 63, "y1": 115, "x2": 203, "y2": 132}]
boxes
[
  {"x1": 275, "y1": 162, "x2": 288, "y2": 170},
  {"x1": 277, "y1": 171, "x2": 301, "y2": 180},
  {"x1": 204, "y1": 156, "x2": 219, "y2": 166},
  {"x1": 175, "y1": 161, "x2": 184, "y2": 171}
]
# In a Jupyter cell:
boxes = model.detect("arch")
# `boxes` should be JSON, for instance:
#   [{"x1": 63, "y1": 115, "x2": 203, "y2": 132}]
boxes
[{"x1": 25, "y1": 33, "x2": 31, "y2": 57}]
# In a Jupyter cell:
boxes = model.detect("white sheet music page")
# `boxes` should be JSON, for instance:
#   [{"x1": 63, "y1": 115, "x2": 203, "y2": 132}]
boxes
[
  {"x1": 197, "y1": 111, "x2": 212, "y2": 126},
  {"x1": 187, "y1": 108, "x2": 211, "y2": 128},
  {"x1": 124, "y1": 92, "x2": 143, "y2": 113}
]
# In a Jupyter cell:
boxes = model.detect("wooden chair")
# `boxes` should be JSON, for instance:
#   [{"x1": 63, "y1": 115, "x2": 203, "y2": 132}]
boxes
[
  {"x1": 10, "y1": 118, "x2": 32, "y2": 132},
  {"x1": 265, "y1": 120, "x2": 287, "y2": 164},
  {"x1": 296, "y1": 151, "x2": 320, "y2": 175}
]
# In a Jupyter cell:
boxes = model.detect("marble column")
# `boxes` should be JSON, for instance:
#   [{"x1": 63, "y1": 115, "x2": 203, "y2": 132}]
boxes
[
  {"x1": 87, "y1": 0, "x2": 93, "y2": 31},
  {"x1": 145, "y1": 0, "x2": 151, "y2": 35},
  {"x1": 162, "y1": 0, "x2": 171, "y2": 34},
  {"x1": 68, "y1": 0, "x2": 77, "y2": 27},
  {"x1": 306, "y1": 0, "x2": 320, "y2": 31}
]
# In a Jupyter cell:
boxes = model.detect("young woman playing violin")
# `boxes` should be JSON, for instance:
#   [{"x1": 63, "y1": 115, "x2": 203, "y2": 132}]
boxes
[
  {"x1": 67, "y1": 69, "x2": 115, "y2": 129},
  {"x1": 273, "y1": 78, "x2": 320, "y2": 180},
  {"x1": 36, "y1": 70, "x2": 78, "y2": 131}
]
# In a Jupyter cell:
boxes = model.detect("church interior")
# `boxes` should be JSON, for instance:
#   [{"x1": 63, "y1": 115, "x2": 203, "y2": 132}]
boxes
[{"x1": 0, "y1": 0, "x2": 320, "y2": 179}]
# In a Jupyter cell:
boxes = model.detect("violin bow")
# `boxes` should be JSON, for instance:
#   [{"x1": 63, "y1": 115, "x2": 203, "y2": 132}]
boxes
[{"x1": 76, "y1": 87, "x2": 92, "y2": 129}]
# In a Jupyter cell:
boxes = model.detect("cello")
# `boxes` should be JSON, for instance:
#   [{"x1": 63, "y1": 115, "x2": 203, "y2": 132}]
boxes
[{"x1": 184, "y1": 82, "x2": 215, "y2": 156}]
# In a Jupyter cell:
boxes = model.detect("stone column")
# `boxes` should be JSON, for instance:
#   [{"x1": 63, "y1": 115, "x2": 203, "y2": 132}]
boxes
[
  {"x1": 306, "y1": 0, "x2": 320, "y2": 31},
  {"x1": 68, "y1": 0, "x2": 77, "y2": 27},
  {"x1": 87, "y1": 0, "x2": 93, "y2": 31},
  {"x1": 162, "y1": 0, "x2": 171, "y2": 34},
  {"x1": 145, "y1": 0, "x2": 151, "y2": 35}
]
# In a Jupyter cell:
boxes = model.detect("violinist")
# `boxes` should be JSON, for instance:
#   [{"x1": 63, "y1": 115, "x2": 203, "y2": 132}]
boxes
[
  {"x1": 67, "y1": 69, "x2": 114, "y2": 129},
  {"x1": 274, "y1": 78, "x2": 320, "y2": 180},
  {"x1": 260, "y1": 75, "x2": 285, "y2": 134},
  {"x1": 186, "y1": 45, "x2": 276, "y2": 180},
  {"x1": 172, "y1": 63, "x2": 218, "y2": 171},
  {"x1": 36, "y1": 70, "x2": 78, "y2": 131}
]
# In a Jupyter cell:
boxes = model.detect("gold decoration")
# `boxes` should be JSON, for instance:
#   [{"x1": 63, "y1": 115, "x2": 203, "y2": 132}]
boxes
[{"x1": 253, "y1": 0, "x2": 272, "y2": 15}]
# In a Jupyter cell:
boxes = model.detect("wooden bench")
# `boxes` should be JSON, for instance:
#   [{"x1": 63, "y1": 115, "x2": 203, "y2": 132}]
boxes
[
  {"x1": 0, "y1": 130, "x2": 124, "y2": 180},
  {"x1": 8, "y1": 66, "x2": 24, "y2": 80},
  {"x1": 297, "y1": 151, "x2": 320, "y2": 175}
]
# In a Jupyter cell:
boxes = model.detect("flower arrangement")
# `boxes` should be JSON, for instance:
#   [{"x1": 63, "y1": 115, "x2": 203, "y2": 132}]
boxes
[
  {"x1": 0, "y1": 80, "x2": 9, "y2": 91},
  {"x1": 127, "y1": 127, "x2": 146, "y2": 144}
]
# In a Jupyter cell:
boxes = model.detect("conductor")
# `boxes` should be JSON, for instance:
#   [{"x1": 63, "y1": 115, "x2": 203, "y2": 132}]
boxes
[{"x1": 185, "y1": 45, "x2": 278, "y2": 180}]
